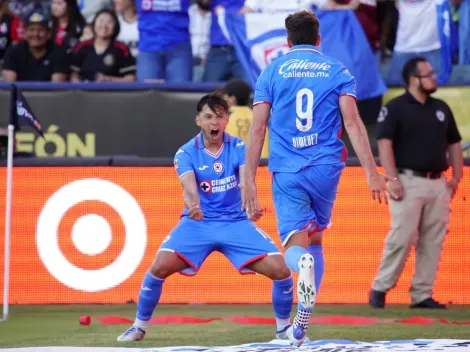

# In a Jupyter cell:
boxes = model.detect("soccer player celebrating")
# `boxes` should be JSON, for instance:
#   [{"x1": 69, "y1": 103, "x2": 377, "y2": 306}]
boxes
[
  {"x1": 242, "y1": 10, "x2": 393, "y2": 347},
  {"x1": 117, "y1": 94, "x2": 296, "y2": 342}
]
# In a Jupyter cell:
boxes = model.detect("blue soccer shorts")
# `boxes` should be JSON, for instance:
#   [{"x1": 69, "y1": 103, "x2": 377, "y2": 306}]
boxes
[
  {"x1": 272, "y1": 163, "x2": 345, "y2": 246},
  {"x1": 158, "y1": 217, "x2": 282, "y2": 276}
]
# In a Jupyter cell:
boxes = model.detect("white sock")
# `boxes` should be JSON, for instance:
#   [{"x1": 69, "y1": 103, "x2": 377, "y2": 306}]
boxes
[
  {"x1": 134, "y1": 318, "x2": 148, "y2": 331},
  {"x1": 276, "y1": 317, "x2": 291, "y2": 332}
]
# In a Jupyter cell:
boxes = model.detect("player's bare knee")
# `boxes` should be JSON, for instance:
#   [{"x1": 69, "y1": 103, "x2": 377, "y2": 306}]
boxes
[
  {"x1": 268, "y1": 257, "x2": 291, "y2": 280},
  {"x1": 149, "y1": 251, "x2": 187, "y2": 279},
  {"x1": 308, "y1": 231, "x2": 323, "y2": 246}
]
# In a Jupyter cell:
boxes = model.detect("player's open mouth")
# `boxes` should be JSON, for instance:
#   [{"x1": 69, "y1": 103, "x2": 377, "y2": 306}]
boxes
[{"x1": 210, "y1": 128, "x2": 219, "y2": 137}]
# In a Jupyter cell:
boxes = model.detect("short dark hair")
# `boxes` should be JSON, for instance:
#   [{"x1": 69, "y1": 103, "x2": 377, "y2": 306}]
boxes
[
  {"x1": 91, "y1": 9, "x2": 120, "y2": 41},
  {"x1": 223, "y1": 79, "x2": 252, "y2": 106},
  {"x1": 285, "y1": 10, "x2": 320, "y2": 46},
  {"x1": 402, "y1": 57, "x2": 428, "y2": 86},
  {"x1": 197, "y1": 94, "x2": 229, "y2": 114}
]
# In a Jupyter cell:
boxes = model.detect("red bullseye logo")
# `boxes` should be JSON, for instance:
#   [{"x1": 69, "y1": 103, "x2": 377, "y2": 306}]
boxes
[{"x1": 36, "y1": 179, "x2": 147, "y2": 292}]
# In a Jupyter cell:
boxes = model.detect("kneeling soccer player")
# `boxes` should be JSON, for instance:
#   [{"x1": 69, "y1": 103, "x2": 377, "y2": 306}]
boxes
[{"x1": 117, "y1": 94, "x2": 296, "y2": 342}]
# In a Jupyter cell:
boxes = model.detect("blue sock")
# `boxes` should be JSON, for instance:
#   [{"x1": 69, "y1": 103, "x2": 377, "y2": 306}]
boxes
[
  {"x1": 285, "y1": 246, "x2": 308, "y2": 273},
  {"x1": 135, "y1": 271, "x2": 164, "y2": 328},
  {"x1": 309, "y1": 245, "x2": 325, "y2": 292},
  {"x1": 272, "y1": 276, "x2": 293, "y2": 332}
]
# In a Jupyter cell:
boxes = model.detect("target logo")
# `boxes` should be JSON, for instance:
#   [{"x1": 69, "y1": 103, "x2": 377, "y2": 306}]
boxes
[{"x1": 36, "y1": 179, "x2": 147, "y2": 292}]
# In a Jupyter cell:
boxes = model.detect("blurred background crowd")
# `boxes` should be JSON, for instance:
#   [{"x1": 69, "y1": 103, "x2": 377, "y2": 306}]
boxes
[{"x1": 0, "y1": 0, "x2": 468, "y2": 85}]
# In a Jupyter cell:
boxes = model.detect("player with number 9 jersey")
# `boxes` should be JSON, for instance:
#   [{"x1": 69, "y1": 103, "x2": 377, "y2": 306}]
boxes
[
  {"x1": 254, "y1": 46, "x2": 356, "y2": 172},
  {"x1": 244, "y1": 11, "x2": 389, "y2": 347}
]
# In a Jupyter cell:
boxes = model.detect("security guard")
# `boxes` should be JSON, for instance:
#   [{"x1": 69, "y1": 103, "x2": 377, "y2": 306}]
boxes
[{"x1": 369, "y1": 57, "x2": 463, "y2": 309}]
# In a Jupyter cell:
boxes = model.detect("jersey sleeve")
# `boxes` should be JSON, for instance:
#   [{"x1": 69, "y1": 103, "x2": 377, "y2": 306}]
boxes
[
  {"x1": 337, "y1": 67, "x2": 357, "y2": 100},
  {"x1": 174, "y1": 148, "x2": 194, "y2": 178},
  {"x1": 445, "y1": 105, "x2": 462, "y2": 144},
  {"x1": 376, "y1": 102, "x2": 398, "y2": 140},
  {"x1": 117, "y1": 43, "x2": 137, "y2": 76},
  {"x1": 253, "y1": 68, "x2": 272, "y2": 106}
]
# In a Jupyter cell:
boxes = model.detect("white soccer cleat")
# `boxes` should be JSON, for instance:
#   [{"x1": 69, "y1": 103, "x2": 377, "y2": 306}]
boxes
[
  {"x1": 276, "y1": 325, "x2": 310, "y2": 342},
  {"x1": 117, "y1": 326, "x2": 146, "y2": 342},
  {"x1": 297, "y1": 253, "x2": 316, "y2": 309},
  {"x1": 286, "y1": 324, "x2": 307, "y2": 347}
]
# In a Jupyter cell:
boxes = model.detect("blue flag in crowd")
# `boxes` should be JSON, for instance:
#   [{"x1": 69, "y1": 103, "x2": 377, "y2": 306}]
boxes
[
  {"x1": 15, "y1": 89, "x2": 44, "y2": 137},
  {"x1": 221, "y1": 11, "x2": 387, "y2": 101},
  {"x1": 436, "y1": 0, "x2": 453, "y2": 85}
]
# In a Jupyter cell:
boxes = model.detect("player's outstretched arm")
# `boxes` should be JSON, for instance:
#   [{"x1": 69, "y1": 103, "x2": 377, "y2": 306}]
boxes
[
  {"x1": 340, "y1": 95, "x2": 393, "y2": 203},
  {"x1": 180, "y1": 172, "x2": 204, "y2": 221},
  {"x1": 242, "y1": 103, "x2": 270, "y2": 216}
]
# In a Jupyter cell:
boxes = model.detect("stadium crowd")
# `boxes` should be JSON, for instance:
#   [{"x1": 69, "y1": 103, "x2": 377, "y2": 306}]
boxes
[{"x1": 0, "y1": 0, "x2": 468, "y2": 84}]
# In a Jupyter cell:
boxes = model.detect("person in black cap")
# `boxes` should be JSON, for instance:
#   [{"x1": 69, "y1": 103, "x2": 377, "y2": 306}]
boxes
[
  {"x1": 369, "y1": 57, "x2": 463, "y2": 309},
  {"x1": 2, "y1": 10, "x2": 68, "y2": 81}
]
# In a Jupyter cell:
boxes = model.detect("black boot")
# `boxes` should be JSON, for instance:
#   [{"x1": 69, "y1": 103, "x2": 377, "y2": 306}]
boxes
[
  {"x1": 410, "y1": 298, "x2": 447, "y2": 309},
  {"x1": 369, "y1": 289, "x2": 386, "y2": 308}
]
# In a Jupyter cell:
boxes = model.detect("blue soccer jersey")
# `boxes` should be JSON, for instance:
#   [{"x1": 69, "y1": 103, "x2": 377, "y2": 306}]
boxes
[
  {"x1": 173, "y1": 132, "x2": 247, "y2": 221},
  {"x1": 254, "y1": 45, "x2": 357, "y2": 173},
  {"x1": 136, "y1": 0, "x2": 190, "y2": 52}
]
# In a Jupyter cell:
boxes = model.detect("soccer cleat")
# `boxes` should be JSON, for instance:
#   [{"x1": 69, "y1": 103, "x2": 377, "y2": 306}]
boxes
[
  {"x1": 286, "y1": 324, "x2": 307, "y2": 347},
  {"x1": 276, "y1": 325, "x2": 310, "y2": 342},
  {"x1": 297, "y1": 254, "x2": 316, "y2": 309},
  {"x1": 275, "y1": 325, "x2": 290, "y2": 340},
  {"x1": 117, "y1": 326, "x2": 146, "y2": 342}
]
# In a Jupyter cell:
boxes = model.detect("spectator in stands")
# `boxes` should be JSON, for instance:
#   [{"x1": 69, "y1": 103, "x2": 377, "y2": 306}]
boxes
[
  {"x1": 240, "y1": 0, "x2": 360, "y2": 12},
  {"x1": 136, "y1": 0, "x2": 192, "y2": 82},
  {"x1": 189, "y1": 0, "x2": 211, "y2": 81},
  {"x1": 342, "y1": 0, "x2": 380, "y2": 54},
  {"x1": 220, "y1": 78, "x2": 269, "y2": 158},
  {"x1": 50, "y1": 0, "x2": 86, "y2": 54},
  {"x1": 2, "y1": 11, "x2": 68, "y2": 81},
  {"x1": 450, "y1": 0, "x2": 470, "y2": 65},
  {"x1": 114, "y1": 0, "x2": 138, "y2": 58},
  {"x1": 78, "y1": 0, "x2": 113, "y2": 22},
  {"x1": 79, "y1": 23, "x2": 93, "y2": 41},
  {"x1": 377, "y1": 0, "x2": 398, "y2": 62},
  {"x1": 387, "y1": 0, "x2": 442, "y2": 85},
  {"x1": 202, "y1": 0, "x2": 246, "y2": 82},
  {"x1": 0, "y1": 0, "x2": 22, "y2": 67},
  {"x1": 70, "y1": 9, "x2": 135, "y2": 82}
]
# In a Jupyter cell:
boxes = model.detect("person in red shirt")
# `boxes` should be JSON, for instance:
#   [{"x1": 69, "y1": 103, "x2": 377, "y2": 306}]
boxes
[
  {"x1": 0, "y1": 0, "x2": 22, "y2": 63},
  {"x1": 50, "y1": 0, "x2": 86, "y2": 54}
]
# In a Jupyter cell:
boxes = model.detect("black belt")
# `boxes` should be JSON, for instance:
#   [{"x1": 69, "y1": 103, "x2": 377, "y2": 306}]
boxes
[{"x1": 398, "y1": 169, "x2": 442, "y2": 179}]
